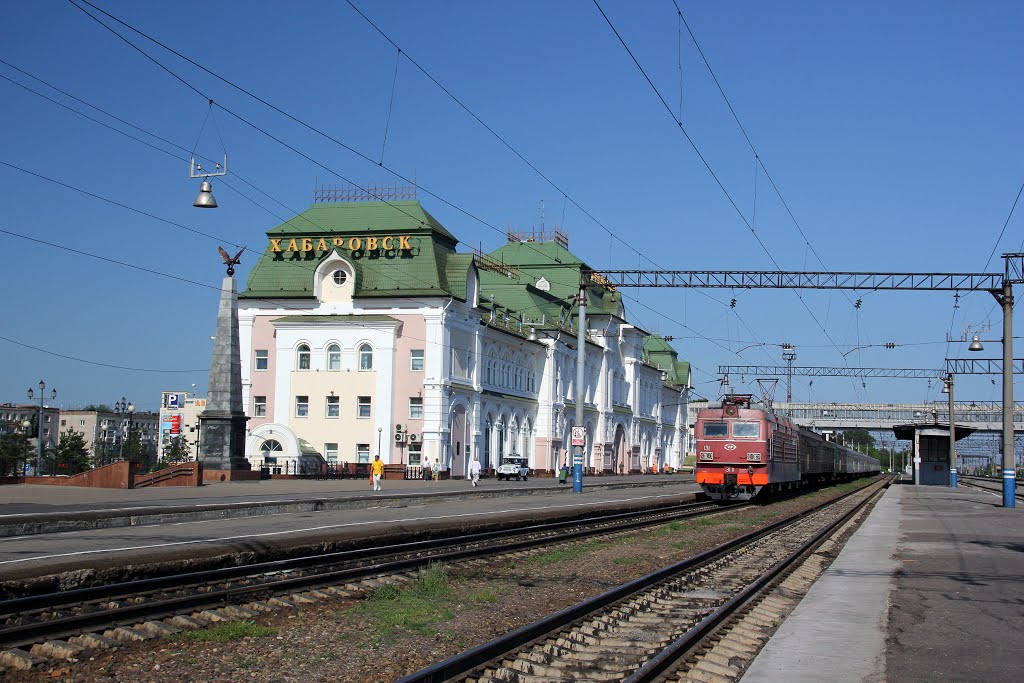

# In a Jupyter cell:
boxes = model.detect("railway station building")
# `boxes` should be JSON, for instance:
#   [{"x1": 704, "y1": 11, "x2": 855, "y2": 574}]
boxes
[{"x1": 237, "y1": 192, "x2": 692, "y2": 478}]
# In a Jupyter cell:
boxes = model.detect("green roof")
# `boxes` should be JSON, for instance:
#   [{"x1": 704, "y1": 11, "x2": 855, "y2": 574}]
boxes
[
  {"x1": 643, "y1": 335, "x2": 691, "y2": 387},
  {"x1": 242, "y1": 201, "x2": 472, "y2": 301}
]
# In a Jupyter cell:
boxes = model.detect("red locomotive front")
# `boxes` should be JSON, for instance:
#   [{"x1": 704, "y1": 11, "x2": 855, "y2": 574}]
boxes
[{"x1": 694, "y1": 395, "x2": 770, "y2": 500}]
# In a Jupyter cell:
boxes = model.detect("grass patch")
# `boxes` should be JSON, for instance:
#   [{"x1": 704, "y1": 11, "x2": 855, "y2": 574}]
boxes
[
  {"x1": 671, "y1": 539, "x2": 696, "y2": 549},
  {"x1": 351, "y1": 563, "x2": 456, "y2": 642},
  {"x1": 468, "y1": 587, "x2": 499, "y2": 603},
  {"x1": 233, "y1": 655, "x2": 260, "y2": 669},
  {"x1": 612, "y1": 556, "x2": 642, "y2": 566},
  {"x1": 174, "y1": 621, "x2": 277, "y2": 643},
  {"x1": 525, "y1": 541, "x2": 603, "y2": 566}
]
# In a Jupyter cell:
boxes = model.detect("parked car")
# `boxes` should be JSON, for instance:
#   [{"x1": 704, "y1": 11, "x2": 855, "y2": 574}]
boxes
[{"x1": 496, "y1": 455, "x2": 529, "y2": 481}]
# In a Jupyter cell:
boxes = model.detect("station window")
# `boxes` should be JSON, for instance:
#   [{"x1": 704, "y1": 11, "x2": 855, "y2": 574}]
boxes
[
  {"x1": 408, "y1": 442, "x2": 422, "y2": 466},
  {"x1": 326, "y1": 396, "x2": 340, "y2": 418},
  {"x1": 327, "y1": 344, "x2": 341, "y2": 371},
  {"x1": 254, "y1": 396, "x2": 267, "y2": 417},
  {"x1": 325, "y1": 443, "x2": 338, "y2": 463},
  {"x1": 255, "y1": 350, "x2": 269, "y2": 371},
  {"x1": 359, "y1": 344, "x2": 373, "y2": 371},
  {"x1": 357, "y1": 396, "x2": 371, "y2": 419},
  {"x1": 295, "y1": 395, "x2": 309, "y2": 418},
  {"x1": 410, "y1": 349, "x2": 424, "y2": 371},
  {"x1": 297, "y1": 344, "x2": 311, "y2": 371},
  {"x1": 409, "y1": 397, "x2": 423, "y2": 420},
  {"x1": 356, "y1": 443, "x2": 370, "y2": 463}
]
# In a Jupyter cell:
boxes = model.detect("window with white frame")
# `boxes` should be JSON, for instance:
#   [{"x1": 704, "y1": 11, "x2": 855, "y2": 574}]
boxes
[
  {"x1": 255, "y1": 349, "x2": 269, "y2": 370},
  {"x1": 410, "y1": 349, "x2": 424, "y2": 371},
  {"x1": 359, "y1": 344, "x2": 373, "y2": 370},
  {"x1": 327, "y1": 344, "x2": 341, "y2": 371},
  {"x1": 297, "y1": 344, "x2": 311, "y2": 370},
  {"x1": 254, "y1": 395, "x2": 267, "y2": 417},
  {"x1": 324, "y1": 442, "x2": 338, "y2": 463},
  {"x1": 409, "y1": 397, "x2": 423, "y2": 419},
  {"x1": 295, "y1": 395, "x2": 309, "y2": 417},
  {"x1": 326, "y1": 395, "x2": 340, "y2": 418},
  {"x1": 356, "y1": 443, "x2": 370, "y2": 463},
  {"x1": 357, "y1": 396, "x2": 371, "y2": 418},
  {"x1": 408, "y1": 442, "x2": 422, "y2": 466}
]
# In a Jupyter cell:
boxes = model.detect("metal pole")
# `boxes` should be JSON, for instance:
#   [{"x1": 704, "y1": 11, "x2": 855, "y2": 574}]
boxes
[
  {"x1": 1001, "y1": 280, "x2": 1016, "y2": 507},
  {"x1": 36, "y1": 389, "x2": 44, "y2": 475},
  {"x1": 573, "y1": 284, "x2": 586, "y2": 493},
  {"x1": 947, "y1": 374, "x2": 957, "y2": 487}
]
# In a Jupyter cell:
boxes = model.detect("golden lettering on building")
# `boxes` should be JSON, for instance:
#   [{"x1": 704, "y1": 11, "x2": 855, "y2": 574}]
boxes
[{"x1": 269, "y1": 235, "x2": 415, "y2": 255}]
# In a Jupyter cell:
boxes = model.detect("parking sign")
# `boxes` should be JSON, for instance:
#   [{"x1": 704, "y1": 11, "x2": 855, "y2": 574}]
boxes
[{"x1": 571, "y1": 426, "x2": 586, "y2": 447}]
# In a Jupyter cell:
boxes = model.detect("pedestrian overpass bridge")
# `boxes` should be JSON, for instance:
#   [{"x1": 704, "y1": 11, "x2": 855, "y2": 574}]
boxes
[{"x1": 771, "y1": 401, "x2": 1024, "y2": 432}]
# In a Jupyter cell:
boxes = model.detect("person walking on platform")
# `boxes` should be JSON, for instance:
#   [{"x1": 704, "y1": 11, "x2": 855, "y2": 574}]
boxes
[
  {"x1": 371, "y1": 455, "x2": 384, "y2": 491},
  {"x1": 432, "y1": 459, "x2": 440, "y2": 483},
  {"x1": 422, "y1": 457, "x2": 432, "y2": 482},
  {"x1": 469, "y1": 457, "x2": 481, "y2": 487}
]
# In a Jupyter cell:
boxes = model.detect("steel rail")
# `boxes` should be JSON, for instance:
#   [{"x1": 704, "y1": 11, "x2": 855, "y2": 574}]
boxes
[
  {"x1": 0, "y1": 500, "x2": 727, "y2": 650},
  {"x1": 624, "y1": 482, "x2": 885, "y2": 682},
  {"x1": 397, "y1": 480, "x2": 883, "y2": 683}
]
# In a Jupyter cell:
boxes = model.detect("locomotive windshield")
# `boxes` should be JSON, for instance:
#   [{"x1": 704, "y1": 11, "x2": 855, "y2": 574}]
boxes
[
  {"x1": 703, "y1": 422, "x2": 728, "y2": 437},
  {"x1": 732, "y1": 422, "x2": 760, "y2": 438}
]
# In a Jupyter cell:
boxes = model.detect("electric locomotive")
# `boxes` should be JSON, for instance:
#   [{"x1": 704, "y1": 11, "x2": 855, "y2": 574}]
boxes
[{"x1": 695, "y1": 395, "x2": 878, "y2": 501}]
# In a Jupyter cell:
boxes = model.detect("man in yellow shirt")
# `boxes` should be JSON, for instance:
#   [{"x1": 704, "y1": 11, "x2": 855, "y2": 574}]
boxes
[{"x1": 371, "y1": 455, "x2": 384, "y2": 491}]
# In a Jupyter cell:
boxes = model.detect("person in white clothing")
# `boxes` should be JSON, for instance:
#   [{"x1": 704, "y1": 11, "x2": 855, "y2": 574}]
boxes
[{"x1": 469, "y1": 457, "x2": 482, "y2": 487}]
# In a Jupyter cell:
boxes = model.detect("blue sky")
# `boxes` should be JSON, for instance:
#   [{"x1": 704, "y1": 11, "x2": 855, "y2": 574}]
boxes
[{"x1": 1, "y1": 0, "x2": 1021, "y2": 412}]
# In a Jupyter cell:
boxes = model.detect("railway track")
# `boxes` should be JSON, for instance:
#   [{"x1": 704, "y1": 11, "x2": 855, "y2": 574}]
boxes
[
  {"x1": 399, "y1": 478, "x2": 887, "y2": 683},
  {"x1": 959, "y1": 475, "x2": 1023, "y2": 501},
  {"x1": 0, "y1": 499, "x2": 732, "y2": 666}
]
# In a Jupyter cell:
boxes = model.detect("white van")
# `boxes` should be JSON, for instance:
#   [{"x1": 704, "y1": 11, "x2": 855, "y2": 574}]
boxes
[{"x1": 496, "y1": 455, "x2": 529, "y2": 481}]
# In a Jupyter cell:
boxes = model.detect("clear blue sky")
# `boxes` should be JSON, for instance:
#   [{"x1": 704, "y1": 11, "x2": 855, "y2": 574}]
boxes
[{"x1": 1, "y1": 0, "x2": 1021, "y2": 411}]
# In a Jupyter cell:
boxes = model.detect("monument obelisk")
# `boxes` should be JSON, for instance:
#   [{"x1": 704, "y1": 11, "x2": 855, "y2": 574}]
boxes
[{"x1": 198, "y1": 248, "x2": 255, "y2": 481}]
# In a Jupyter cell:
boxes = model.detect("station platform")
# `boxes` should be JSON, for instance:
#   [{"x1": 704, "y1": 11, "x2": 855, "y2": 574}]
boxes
[
  {"x1": 742, "y1": 481, "x2": 1024, "y2": 682},
  {"x1": 0, "y1": 473, "x2": 692, "y2": 538}
]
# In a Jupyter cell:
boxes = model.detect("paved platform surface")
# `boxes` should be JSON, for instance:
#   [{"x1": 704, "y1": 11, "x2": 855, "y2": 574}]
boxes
[
  {"x1": 0, "y1": 474, "x2": 693, "y2": 537},
  {"x1": 742, "y1": 481, "x2": 1024, "y2": 682}
]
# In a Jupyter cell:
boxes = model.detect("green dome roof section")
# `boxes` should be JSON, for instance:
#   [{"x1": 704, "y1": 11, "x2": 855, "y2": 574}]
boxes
[
  {"x1": 241, "y1": 201, "x2": 472, "y2": 301},
  {"x1": 643, "y1": 335, "x2": 691, "y2": 388}
]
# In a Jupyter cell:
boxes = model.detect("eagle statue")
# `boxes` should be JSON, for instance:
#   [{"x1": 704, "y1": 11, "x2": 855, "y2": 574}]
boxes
[{"x1": 218, "y1": 246, "x2": 245, "y2": 276}]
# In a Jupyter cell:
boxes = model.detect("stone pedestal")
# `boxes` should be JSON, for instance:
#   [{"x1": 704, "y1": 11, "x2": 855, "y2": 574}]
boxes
[{"x1": 199, "y1": 276, "x2": 252, "y2": 479}]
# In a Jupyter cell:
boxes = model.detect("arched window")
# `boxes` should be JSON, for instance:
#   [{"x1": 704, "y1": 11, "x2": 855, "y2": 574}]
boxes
[
  {"x1": 359, "y1": 344, "x2": 373, "y2": 371},
  {"x1": 327, "y1": 344, "x2": 341, "y2": 371},
  {"x1": 260, "y1": 439, "x2": 283, "y2": 456},
  {"x1": 297, "y1": 344, "x2": 311, "y2": 370}
]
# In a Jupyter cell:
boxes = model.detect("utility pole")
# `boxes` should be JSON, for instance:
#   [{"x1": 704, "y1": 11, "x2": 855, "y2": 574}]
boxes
[
  {"x1": 946, "y1": 374, "x2": 957, "y2": 487},
  {"x1": 573, "y1": 282, "x2": 586, "y2": 494},
  {"x1": 782, "y1": 344, "x2": 796, "y2": 406}
]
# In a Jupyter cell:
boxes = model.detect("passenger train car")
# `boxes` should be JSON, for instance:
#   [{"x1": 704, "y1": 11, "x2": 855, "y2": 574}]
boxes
[{"x1": 695, "y1": 395, "x2": 879, "y2": 501}]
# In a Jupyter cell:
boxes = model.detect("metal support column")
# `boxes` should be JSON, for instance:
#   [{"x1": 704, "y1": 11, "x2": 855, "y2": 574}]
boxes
[
  {"x1": 947, "y1": 374, "x2": 957, "y2": 488},
  {"x1": 573, "y1": 284, "x2": 586, "y2": 493},
  {"x1": 1000, "y1": 281, "x2": 1016, "y2": 507}
]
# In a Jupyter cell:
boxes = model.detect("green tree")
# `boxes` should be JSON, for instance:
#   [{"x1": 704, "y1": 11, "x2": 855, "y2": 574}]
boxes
[
  {"x1": 0, "y1": 432, "x2": 33, "y2": 477},
  {"x1": 161, "y1": 435, "x2": 191, "y2": 466},
  {"x1": 82, "y1": 404, "x2": 113, "y2": 412},
  {"x1": 122, "y1": 427, "x2": 153, "y2": 470},
  {"x1": 838, "y1": 429, "x2": 876, "y2": 450},
  {"x1": 50, "y1": 428, "x2": 91, "y2": 475}
]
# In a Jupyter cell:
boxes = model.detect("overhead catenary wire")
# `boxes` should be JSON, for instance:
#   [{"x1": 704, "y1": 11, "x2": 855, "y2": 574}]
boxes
[
  {"x1": 593, "y1": 0, "x2": 868, "y2": 401},
  {"x1": 47, "y1": 3, "x2": 767, "y2": 363}
]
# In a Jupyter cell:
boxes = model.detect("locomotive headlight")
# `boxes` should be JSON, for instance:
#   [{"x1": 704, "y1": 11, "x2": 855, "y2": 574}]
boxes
[
  {"x1": 746, "y1": 453, "x2": 761, "y2": 462},
  {"x1": 699, "y1": 452, "x2": 714, "y2": 461}
]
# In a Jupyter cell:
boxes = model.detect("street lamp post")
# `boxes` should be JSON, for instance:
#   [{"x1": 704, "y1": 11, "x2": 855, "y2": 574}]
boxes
[
  {"x1": 99, "y1": 419, "x2": 109, "y2": 465},
  {"x1": 944, "y1": 374, "x2": 957, "y2": 487},
  {"x1": 115, "y1": 398, "x2": 135, "y2": 461},
  {"x1": 27, "y1": 380, "x2": 56, "y2": 475}
]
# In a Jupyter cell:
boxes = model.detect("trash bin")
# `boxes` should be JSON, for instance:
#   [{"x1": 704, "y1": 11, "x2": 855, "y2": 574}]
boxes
[{"x1": 558, "y1": 466, "x2": 569, "y2": 484}]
